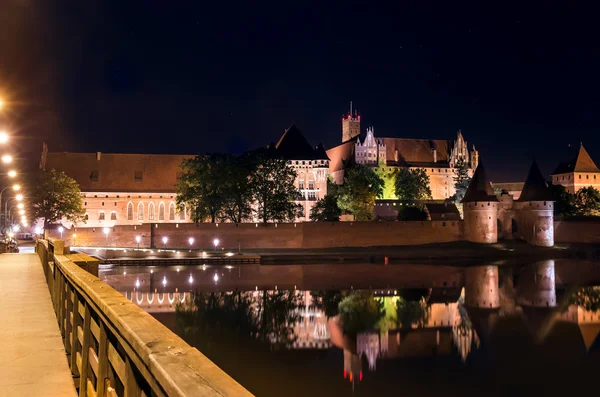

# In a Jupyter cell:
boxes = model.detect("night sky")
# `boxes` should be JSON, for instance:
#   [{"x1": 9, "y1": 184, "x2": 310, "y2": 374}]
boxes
[{"x1": 2, "y1": 1, "x2": 600, "y2": 181}]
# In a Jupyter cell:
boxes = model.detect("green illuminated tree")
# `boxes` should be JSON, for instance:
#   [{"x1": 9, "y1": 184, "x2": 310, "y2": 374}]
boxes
[
  {"x1": 336, "y1": 165, "x2": 384, "y2": 221},
  {"x1": 338, "y1": 292, "x2": 384, "y2": 335},
  {"x1": 453, "y1": 158, "x2": 472, "y2": 202},
  {"x1": 394, "y1": 168, "x2": 432, "y2": 201},
  {"x1": 32, "y1": 169, "x2": 86, "y2": 227}
]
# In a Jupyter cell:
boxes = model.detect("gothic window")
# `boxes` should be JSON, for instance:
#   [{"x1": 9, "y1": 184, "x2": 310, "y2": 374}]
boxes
[
  {"x1": 159, "y1": 202, "x2": 165, "y2": 220},
  {"x1": 111, "y1": 212, "x2": 117, "y2": 220},
  {"x1": 179, "y1": 204, "x2": 186, "y2": 220},
  {"x1": 148, "y1": 203, "x2": 155, "y2": 220},
  {"x1": 99, "y1": 212, "x2": 105, "y2": 220},
  {"x1": 127, "y1": 202, "x2": 134, "y2": 220},
  {"x1": 169, "y1": 202, "x2": 176, "y2": 220},
  {"x1": 138, "y1": 203, "x2": 144, "y2": 220}
]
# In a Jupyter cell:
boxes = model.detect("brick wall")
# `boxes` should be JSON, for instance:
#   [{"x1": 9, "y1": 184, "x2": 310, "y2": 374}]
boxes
[
  {"x1": 554, "y1": 219, "x2": 600, "y2": 244},
  {"x1": 49, "y1": 221, "x2": 464, "y2": 249}
]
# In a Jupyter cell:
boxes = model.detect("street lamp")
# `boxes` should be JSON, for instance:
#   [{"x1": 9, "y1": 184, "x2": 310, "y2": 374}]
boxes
[
  {"x1": 188, "y1": 237, "x2": 194, "y2": 251},
  {"x1": 18, "y1": 209, "x2": 24, "y2": 216},
  {"x1": 162, "y1": 236, "x2": 168, "y2": 249},
  {"x1": 15, "y1": 194, "x2": 23, "y2": 201},
  {"x1": 2, "y1": 154, "x2": 12, "y2": 164},
  {"x1": 58, "y1": 226, "x2": 64, "y2": 239},
  {"x1": 103, "y1": 227, "x2": 110, "y2": 245},
  {"x1": 12, "y1": 184, "x2": 20, "y2": 191},
  {"x1": 17, "y1": 203, "x2": 23, "y2": 209},
  {"x1": 0, "y1": 131, "x2": 8, "y2": 144},
  {"x1": 213, "y1": 238, "x2": 220, "y2": 252},
  {"x1": 135, "y1": 235, "x2": 141, "y2": 249},
  {"x1": 7, "y1": 170, "x2": 16, "y2": 178}
]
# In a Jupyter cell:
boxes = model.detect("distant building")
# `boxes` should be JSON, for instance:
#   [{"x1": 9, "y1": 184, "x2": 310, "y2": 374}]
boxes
[
  {"x1": 268, "y1": 124, "x2": 330, "y2": 221},
  {"x1": 551, "y1": 143, "x2": 600, "y2": 193},
  {"x1": 40, "y1": 144, "x2": 193, "y2": 228},
  {"x1": 327, "y1": 106, "x2": 479, "y2": 200}
]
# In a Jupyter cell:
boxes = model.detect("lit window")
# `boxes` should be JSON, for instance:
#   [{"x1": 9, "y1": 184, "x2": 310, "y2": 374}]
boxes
[
  {"x1": 111, "y1": 212, "x2": 117, "y2": 220},
  {"x1": 169, "y1": 202, "x2": 176, "y2": 220},
  {"x1": 148, "y1": 203, "x2": 155, "y2": 220},
  {"x1": 138, "y1": 203, "x2": 144, "y2": 220},
  {"x1": 159, "y1": 202, "x2": 165, "y2": 220},
  {"x1": 99, "y1": 212, "x2": 105, "y2": 220},
  {"x1": 127, "y1": 202, "x2": 134, "y2": 220}
]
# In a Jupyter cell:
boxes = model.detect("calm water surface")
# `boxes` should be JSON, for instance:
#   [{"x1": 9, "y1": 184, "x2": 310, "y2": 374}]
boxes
[{"x1": 99, "y1": 260, "x2": 600, "y2": 396}]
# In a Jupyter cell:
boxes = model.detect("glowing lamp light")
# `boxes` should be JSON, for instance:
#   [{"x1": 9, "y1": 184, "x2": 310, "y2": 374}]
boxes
[
  {"x1": 162, "y1": 276, "x2": 167, "y2": 287},
  {"x1": 103, "y1": 227, "x2": 109, "y2": 235},
  {"x1": 343, "y1": 369, "x2": 347, "y2": 379},
  {"x1": 12, "y1": 225, "x2": 20, "y2": 232},
  {"x1": 135, "y1": 279, "x2": 140, "y2": 288},
  {"x1": 58, "y1": 226, "x2": 64, "y2": 239},
  {"x1": 7, "y1": 170, "x2": 16, "y2": 178},
  {"x1": 188, "y1": 237, "x2": 194, "y2": 246},
  {"x1": 213, "y1": 238, "x2": 220, "y2": 249},
  {"x1": 2, "y1": 154, "x2": 12, "y2": 164},
  {"x1": 213, "y1": 273, "x2": 219, "y2": 282},
  {"x1": 188, "y1": 274, "x2": 193, "y2": 284},
  {"x1": 359, "y1": 371, "x2": 363, "y2": 381},
  {"x1": 34, "y1": 227, "x2": 41, "y2": 235},
  {"x1": 349, "y1": 372, "x2": 353, "y2": 382},
  {"x1": 18, "y1": 209, "x2": 24, "y2": 215},
  {"x1": 162, "y1": 236, "x2": 168, "y2": 248},
  {"x1": 17, "y1": 203, "x2": 23, "y2": 209},
  {"x1": 13, "y1": 184, "x2": 20, "y2": 191},
  {"x1": 15, "y1": 194, "x2": 23, "y2": 201},
  {"x1": 135, "y1": 235, "x2": 141, "y2": 249},
  {"x1": 0, "y1": 132, "x2": 8, "y2": 144},
  {"x1": 8, "y1": 232, "x2": 14, "y2": 238}
]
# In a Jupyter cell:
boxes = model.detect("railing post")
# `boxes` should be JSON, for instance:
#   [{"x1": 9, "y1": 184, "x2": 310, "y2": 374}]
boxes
[
  {"x1": 96, "y1": 323, "x2": 109, "y2": 397},
  {"x1": 65, "y1": 285, "x2": 73, "y2": 355},
  {"x1": 125, "y1": 356, "x2": 141, "y2": 397},
  {"x1": 78, "y1": 304, "x2": 92, "y2": 397},
  {"x1": 71, "y1": 293, "x2": 81, "y2": 378}
]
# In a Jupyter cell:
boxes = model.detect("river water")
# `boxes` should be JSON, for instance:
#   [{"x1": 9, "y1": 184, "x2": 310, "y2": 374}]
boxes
[{"x1": 99, "y1": 259, "x2": 600, "y2": 396}]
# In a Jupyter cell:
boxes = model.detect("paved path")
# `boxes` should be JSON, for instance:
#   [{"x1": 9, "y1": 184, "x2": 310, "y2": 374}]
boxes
[{"x1": 0, "y1": 253, "x2": 76, "y2": 396}]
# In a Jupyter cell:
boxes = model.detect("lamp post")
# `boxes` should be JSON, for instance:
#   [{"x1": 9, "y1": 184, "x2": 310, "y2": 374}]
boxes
[
  {"x1": 135, "y1": 235, "x2": 141, "y2": 249},
  {"x1": 213, "y1": 238, "x2": 220, "y2": 252},
  {"x1": 162, "y1": 236, "x2": 168, "y2": 249},
  {"x1": 1, "y1": 185, "x2": 21, "y2": 230},
  {"x1": 188, "y1": 237, "x2": 194, "y2": 251},
  {"x1": 103, "y1": 227, "x2": 110, "y2": 246},
  {"x1": 73, "y1": 233, "x2": 77, "y2": 246},
  {"x1": 1, "y1": 154, "x2": 12, "y2": 164},
  {"x1": 58, "y1": 226, "x2": 64, "y2": 239}
]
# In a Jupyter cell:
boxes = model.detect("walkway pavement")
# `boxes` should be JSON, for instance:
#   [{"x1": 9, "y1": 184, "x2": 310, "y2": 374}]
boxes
[{"x1": 0, "y1": 253, "x2": 76, "y2": 396}]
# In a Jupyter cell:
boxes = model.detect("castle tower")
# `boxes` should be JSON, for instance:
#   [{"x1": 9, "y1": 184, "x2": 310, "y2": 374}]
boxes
[
  {"x1": 463, "y1": 266, "x2": 501, "y2": 341},
  {"x1": 342, "y1": 102, "x2": 360, "y2": 143},
  {"x1": 461, "y1": 162, "x2": 499, "y2": 243},
  {"x1": 515, "y1": 161, "x2": 555, "y2": 247}
]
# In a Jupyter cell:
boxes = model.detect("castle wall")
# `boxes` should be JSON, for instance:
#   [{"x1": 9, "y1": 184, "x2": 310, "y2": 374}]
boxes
[
  {"x1": 497, "y1": 194, "x2": 514, "y2": 240},
  {"x1": 463, "y1": 201, "x2": 498, "y2": 243},
  {"x1": 554, "y1": 219, "x2": 600, "y2": 243},
  {"x1": 49, "y1": 221, "x2": 464, "y2": 249},
  {"x1": 464, "y1": 266, "x2": 500, "y2": 309},
  {"x1": 517, "y1": 260, "x2": 556, "y2": 308},
  {"x1": 513, "y1": 201, "x2": 554, "y2": 247}
]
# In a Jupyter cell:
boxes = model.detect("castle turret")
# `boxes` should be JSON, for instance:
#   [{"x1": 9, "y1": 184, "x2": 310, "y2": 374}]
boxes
[
  {"x1": 515, "y1": 161, "x2": 555, "y2": 247},
  {"x1": 463, "y1": 266, "x2": 501, "y2": 342},
  {"x1": 342, "y1": 102, "x2": 360, "y2": 143},
  {"x1": 461, "y1": 162, "x2": 499, "y2": 243}
]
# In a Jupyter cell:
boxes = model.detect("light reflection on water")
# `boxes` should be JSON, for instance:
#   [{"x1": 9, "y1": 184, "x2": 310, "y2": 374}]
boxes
[{"x1": 99, "y1": 260, "x2": 600, "y2": 397}]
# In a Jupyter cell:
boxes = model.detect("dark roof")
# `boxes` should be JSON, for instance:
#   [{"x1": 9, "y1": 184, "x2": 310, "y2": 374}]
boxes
[
  {"x1": 518, "y1": 161, "x2": 554, "y2": 202},
  {"x1": 552, "y1": 144, "x2": 600, "y2": 175},
  {"x1": 380, "y1": 138, "x2": 452, "y2": 166},
  {"x1": 461, "y1": 162, "x2": 498, "y2": 203},
  {"x1": 42, "y1": 151, "x2": 193, "y2": 193},
  {"x1": 326, "y1": 139, "x2": 357, "y2": 172},
  {"x1": 424, "y1": 203, "x2": 461, "y2": 221},
  {"x1": 274, "y1": 124, "x2": 328, "y2": 160},
  {"x1": 491, "y1": 182, "x2": 525, "y2": 193}
]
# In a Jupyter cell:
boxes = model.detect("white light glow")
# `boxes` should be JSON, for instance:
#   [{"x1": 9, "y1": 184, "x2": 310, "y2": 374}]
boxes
[{"x1": 213, "y1": 273, "x2": 219, "y2": 282}]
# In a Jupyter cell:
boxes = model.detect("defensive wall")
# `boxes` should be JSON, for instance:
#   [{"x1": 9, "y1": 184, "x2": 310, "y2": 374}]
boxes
[
  {"x1": 49, "y1": 221, "x2": 464, "y2": 249},
  {"x1": 47, "y1": 218, "x2": 600, "y2": 249}
]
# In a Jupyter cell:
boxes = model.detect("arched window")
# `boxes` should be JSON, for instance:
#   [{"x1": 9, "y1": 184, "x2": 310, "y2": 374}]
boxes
[
  {"x1": 127, "y1": 202, "x2": 134, "y2": 220},
  {"x1": 179, "y1": 203, "x2": 186, "y2": 220},
  {"x1": 148, "y1": 203, "x2": 155, "y2": 221},
  {"x1": 168, "y1": 202, "x2": 176, "y2": 220},
  {"x1": 138, "y1": 203, "x2": 144, "y2": 221},
  {"x1": 158, "y1": 202, "x2": 165, "y2": 220},
  {"x1": 98, "y1": 211, "x2": 105, "y2": 220}
]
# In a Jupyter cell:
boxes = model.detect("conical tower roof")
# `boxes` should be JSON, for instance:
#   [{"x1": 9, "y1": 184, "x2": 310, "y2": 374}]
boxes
[
  {"x1": 461, "y1": 162, "x2": 498, "y2": 203},
  {"x1": 518, "y1": 161, "x2": 555, "y2": 202},
  {"x1": 275, "y1": 124, "x2": 324, "y2": 160},
  {"x1": 552, "y1": 143, "x2": 600, "y2": 175}
]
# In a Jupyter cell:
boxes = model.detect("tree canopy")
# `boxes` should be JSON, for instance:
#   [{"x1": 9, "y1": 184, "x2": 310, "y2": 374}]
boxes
[
  {"x1": 309, "y1": 194, "x2": 341, "y2": 221},
  {"x1": 574, "y1": 186, "x2": 600, "y2": 216},
  {"x1": 336, "y1": 165, "x2": 384, "y2": 221},
  {"x1": 32, "y1": 169, "x2": 86, "y2": 227},
  {"x1": 548, "y1": 184, "x2": 577, "y2": 216},
  {"x1": 453, "y1": 158, "x2": 472, "y2": 202},
  {"x1": 394, "y1": 167, "x2": 432, "y2": 201},
  {"x1": 248, "y1": 157, "x2": 301, "y2": 223},
  {"x1": 338, "y1": 292, "x2": 384, "y2": 335}
]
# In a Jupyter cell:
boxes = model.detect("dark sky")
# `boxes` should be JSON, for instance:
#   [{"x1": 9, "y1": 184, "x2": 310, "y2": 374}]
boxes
[{"x1": 2, "y1": 1, "x2": 600, "y2": 181}]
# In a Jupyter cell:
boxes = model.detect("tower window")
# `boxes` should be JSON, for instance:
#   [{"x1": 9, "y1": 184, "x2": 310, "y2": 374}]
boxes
[
  {"x1": 98, "y1": 212, "x2": 105, "y2": 220},
  {"x1": 135, "y1": 171, "x2": 143, "y2": 183},
  {"x1": 110, "y1": 212, "x2": 117, "y2": 220},
  {"x1": 90, "y1": 170, "x2": 99, "y2": 182}
]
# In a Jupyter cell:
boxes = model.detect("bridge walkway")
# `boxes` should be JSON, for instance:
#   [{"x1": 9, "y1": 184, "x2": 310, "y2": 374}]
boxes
[{"x1": 0, "y1": 253, "x2": 76, "y2": 396}]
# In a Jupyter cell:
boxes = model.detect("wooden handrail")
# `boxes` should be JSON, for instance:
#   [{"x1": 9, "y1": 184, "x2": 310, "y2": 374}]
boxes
[{"x1": 37, "y1": 240, "x2": 253, "y2": 397}]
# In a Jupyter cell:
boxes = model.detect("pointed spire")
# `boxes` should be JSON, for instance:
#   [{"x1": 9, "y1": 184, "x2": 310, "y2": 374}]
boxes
[
  {"x1": 518, "y1": 160, "x2": 554, "y2": 202},
  {"x1": 552, "y1": 142, "x2": 600, "y2": 174},
  {"x1": 461, "y1": 161, "x2": 498, "y2": 203}
]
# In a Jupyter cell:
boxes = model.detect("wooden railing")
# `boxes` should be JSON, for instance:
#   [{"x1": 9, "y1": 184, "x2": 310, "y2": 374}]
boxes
[{"x1": 36, "y1": 239, "x2": 253, "y2": 397}]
